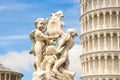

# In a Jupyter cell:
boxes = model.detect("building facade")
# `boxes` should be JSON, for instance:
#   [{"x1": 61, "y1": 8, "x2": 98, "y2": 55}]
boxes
[
  {"x1": 0, "y1": 63, "x2": 23, "y2": 80},
  {"x1": 80, "y1": 0, "x2": 120, "y2": 80}
]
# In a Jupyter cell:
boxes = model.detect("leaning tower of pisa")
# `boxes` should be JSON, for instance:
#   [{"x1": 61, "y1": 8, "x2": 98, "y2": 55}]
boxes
[{"x1": 80, "y1": 0, "x2": 120, "y2": 80}]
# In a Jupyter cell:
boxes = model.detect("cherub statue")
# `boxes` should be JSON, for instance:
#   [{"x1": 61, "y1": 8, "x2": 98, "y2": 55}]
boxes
[
  {"x1": 52, "y1": 28, "x2": 78, "y2": 76},
  {"x1": 41, "y1": 37, "x2": 64, "y2": 71},
  {"x1": 47, "y1": 10, "x2": 65, "y2": 37},
  {"x1": 29, "y1": 18, "x2": 56, "y2": 71}
]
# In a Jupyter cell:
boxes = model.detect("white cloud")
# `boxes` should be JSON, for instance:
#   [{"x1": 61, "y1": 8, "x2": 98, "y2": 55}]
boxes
[
  {"x1": 0, "y1": 35, "x2": 28, "y2": 40},
  {"x1": 0, "y1": 51, "x2": 35, "y2": 72},
  {"x1": 69, "y1": 44, "x2": 81, "y2": 76}
]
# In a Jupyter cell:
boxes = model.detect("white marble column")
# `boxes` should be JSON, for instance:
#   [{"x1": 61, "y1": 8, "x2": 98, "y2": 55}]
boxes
[
  {"x1": 99, "y1": 78, "x2": 102, "y2": 80},
  {"x1": 117, "y1": 34, "x2": 120, "y2": 50},
  {"x1": 93, "y1": 78, "x2": 96, "y2": 80},
  {"x1": 117, "y1": 11, "x2": 119, "y2": 28},
  {"x1": 106, "y1": 78, "x2": 109, "y2": 80},
  {"x1": 97, "y1": 13, "x2": 100, "y2": 29},
  {"x1": 110, "y1": 0, "x2": 111, "y2": 6},
  {"x1": 98, "y1": 55, "x2": 101, "y2": 74},
  {"x1": 5, "y1": 73, "x2": 7, "y2": 80},
  {"x1": 9, "y1": 73, "x2": 11, "y2": 80},
  {"x1": 119, "y1": 56, "x2": 120, "y2": 73},
  {"x1": 82, "y1": 62, "x2": 84, "y2": 76},
  {"x1": 81, "y1": 4, "x2": 83, "y2": 15},
  {"x1": 103, "y1": 12, "x2": 106, "y2": 28},
  {"x1": 83, "y1": 18, "x2": 85, "y2": 33},
  {"x1": 92, "y1": 0, "x2": 94, "y2": 10},
  {"x1": 97, "y1": 0, "x2": 99, "y2": 8},
  {"x1": 88, "y1": 57, "x2": 91, "y2": 75},
  {"x1": 92, "y1": 56, "x2": 95, "y2": 74},
  {"x1": 87, "y1": 17, "x2": 90, "y2": 31},
  {"x1": 116, "y1": 0, "x2": 119, "y2": 6},
  {"x1": 111, "y1": 54, "x2": 115, "y2": 73},
  {"x1": 97, "y1": 34, "x2": 100, "y2": 51},
  {"x1": 104, "y1": 33, "x2": 107, "y2": 50},
  {"x1": 104, "y1": 55, "x2": 108, "y2": 73},
  {"x1": 84, "y1": 59, "x2": 87, "y2": 75},
  {"x1": 87, "y1": 36, "x2": 90, "y2": 52},
  {"x1": 87, "y1": 1, "x2": 89, "y2": 11},
  {"x1": 85, "y1": 40, "x2": 87, "y2": 53},
  {"x1": 110, "y1": 11, "x2": 112, "y2": 28},
  {"x1": 103, "y1": 0, "x2": 105, "y2": 7},
  {"x1": 92, "y1": 35, "x2": 95, "y2": 51},
  {"x1": 110, "y1": 33, "x2": 113, "y2": 50},
  {"x1": 92, "y1": 14, "x2": 94, "y2": 30}
]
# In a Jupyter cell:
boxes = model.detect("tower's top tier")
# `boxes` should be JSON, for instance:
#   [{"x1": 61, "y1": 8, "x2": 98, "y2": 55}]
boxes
[{"x1": 80, "y1": 0, "x2": 120, "y2": 15}]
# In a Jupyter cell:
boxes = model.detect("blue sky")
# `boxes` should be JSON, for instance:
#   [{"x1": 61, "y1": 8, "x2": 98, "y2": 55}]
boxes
[{"x1": 0, "y1": 0, "x2": 81, "y2": 80}]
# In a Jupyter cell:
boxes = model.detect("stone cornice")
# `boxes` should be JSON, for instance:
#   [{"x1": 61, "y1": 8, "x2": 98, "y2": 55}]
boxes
[
  {"x1": 80, "y1": 50, "x2": 120, "y2": 58},
  {"x1": 80, "y1": 7, "x2": 120, "y2": 20},
  {"x1": 81, "y1": 74, "x2": 120, "y2": 78},
  {"x1": 80, "y1": 28, "x2": 120, "y2": 39}
]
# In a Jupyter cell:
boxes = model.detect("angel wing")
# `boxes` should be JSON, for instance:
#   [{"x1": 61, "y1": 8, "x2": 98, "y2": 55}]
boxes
[{"x1": 29, "y1": 29, "x2": 36, "y2": 43}]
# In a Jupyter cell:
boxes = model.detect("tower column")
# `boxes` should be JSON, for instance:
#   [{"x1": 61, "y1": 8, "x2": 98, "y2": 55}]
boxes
[
  {"x1": 117, "y1": 33, "x2": 120, "y2": 50},
  {"x1": 87, "y1": 36, "x2": 90, "y2": 52},
  {"x1": 92, "y1": 0, "x2": 94, "y2": 10},
  {"x1": 110, "y1": 32, "x2": 113, "y2": 50},
  {"x1": 104, "y1": 33, "x2": 107, "y2": 50},
  {"x1": 97, "y1": 33, "x2": 100, "y2": 51},
  {"x1": 84, "y1": 58, "x2": 87, "y2": 75},
  {"x1": 119, "y1": 56, "x2": 120, "y2": 73},
  {"x1": 97, "y1": 13, "x2": 100, "y2": 29},
  {"x1": 104, "y1": 54, "x2": 108, "y2": 73},
  {"x1": 103, "y1": 0, "x2": 105, "y2": 7},
  {"x1": 87, "y1": 16, "x2": 90, "y2": 31},
  {"x1": 84, "y1": 39, "x2": 87, "y2": 53},
  {"x1": 97, "y1": 0, "x2": 99, "y2": 8},
  {"x1": 9, "y1": 73, "x2": 11, "y2": 80},
  {"x1": 82, "y1": 61, "x2": 84, "y2": 76},
  {"x1": 92, "y1": 35, "x2": 95, "y2": 51},
  {"x1": 110, "y1": 0, "x2": 112, "y2": 6},
  {"x1": 92, "y1": 14, "x2": 94, "y2": 30},
  {"x1": 110, "y1": 11, "x2": 112, "y2": 28},
  {"x1": 98, "y1": 55, "x2": 101, "y2": 74},
  {"x1": 88, "y1": 57, "x2": 91, "y2": 75},
  {"x1": 103, "y1": 12, "x2": 106, "y2": 28},
  {"x1": 111, "y1": 54, "x2": 115, "y2": 73},
  {"x1": 117, "y1": 11, "x2": 119, "y2": 28},
  {"x1": 116, "y1": 0, "x2": 119, "y2": 6},
  {"x1": 92, "y1": 56, "x2": 95, "y2": 74},
  {"x1": 5, "y1": 73, "x2": 7, "y2": 80}
]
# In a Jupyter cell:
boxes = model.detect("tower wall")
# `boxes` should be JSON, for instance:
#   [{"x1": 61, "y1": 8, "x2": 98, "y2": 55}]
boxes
[{"x1": 80, "y1": 0, "x2": 120, "y2": 80}]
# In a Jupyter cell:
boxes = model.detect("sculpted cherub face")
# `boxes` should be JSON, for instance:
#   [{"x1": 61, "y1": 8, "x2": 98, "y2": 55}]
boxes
[
  {"x1": 67, "y1": 29, "x2": 78, "y2": 37},
  {"x1": 35, "y1": 18, "x2": 46, "y2": 32}
]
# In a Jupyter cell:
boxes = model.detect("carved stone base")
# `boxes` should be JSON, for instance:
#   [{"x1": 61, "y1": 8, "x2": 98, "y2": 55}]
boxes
[{"x1": 32, "y1": 71, "x2": 74, "y2": 80}]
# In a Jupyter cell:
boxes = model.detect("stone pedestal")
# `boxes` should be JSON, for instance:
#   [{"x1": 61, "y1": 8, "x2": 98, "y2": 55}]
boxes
[{"x1": 32, "y1": 71, "x2": 74, "y2": 80}]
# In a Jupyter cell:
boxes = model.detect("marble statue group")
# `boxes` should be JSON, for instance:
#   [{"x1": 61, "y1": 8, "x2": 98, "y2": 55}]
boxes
[{"x1": 29, "y1": 10, "x2": 77, "y2": 80}]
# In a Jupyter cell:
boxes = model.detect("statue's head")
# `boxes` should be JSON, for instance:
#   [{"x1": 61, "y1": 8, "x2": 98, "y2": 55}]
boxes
[
  {"x1": 50, "y1": 10, "x2": 64, "y2": 20},
  {"x1": 55, "y1": 10, "x2": 64, "y2": 19},
  {"x1": 34, "y1": 18, "x2": 46, "y2": 32},
  {"x1": 67, "y1": 28, "x2": 78, "y2": 37}
]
